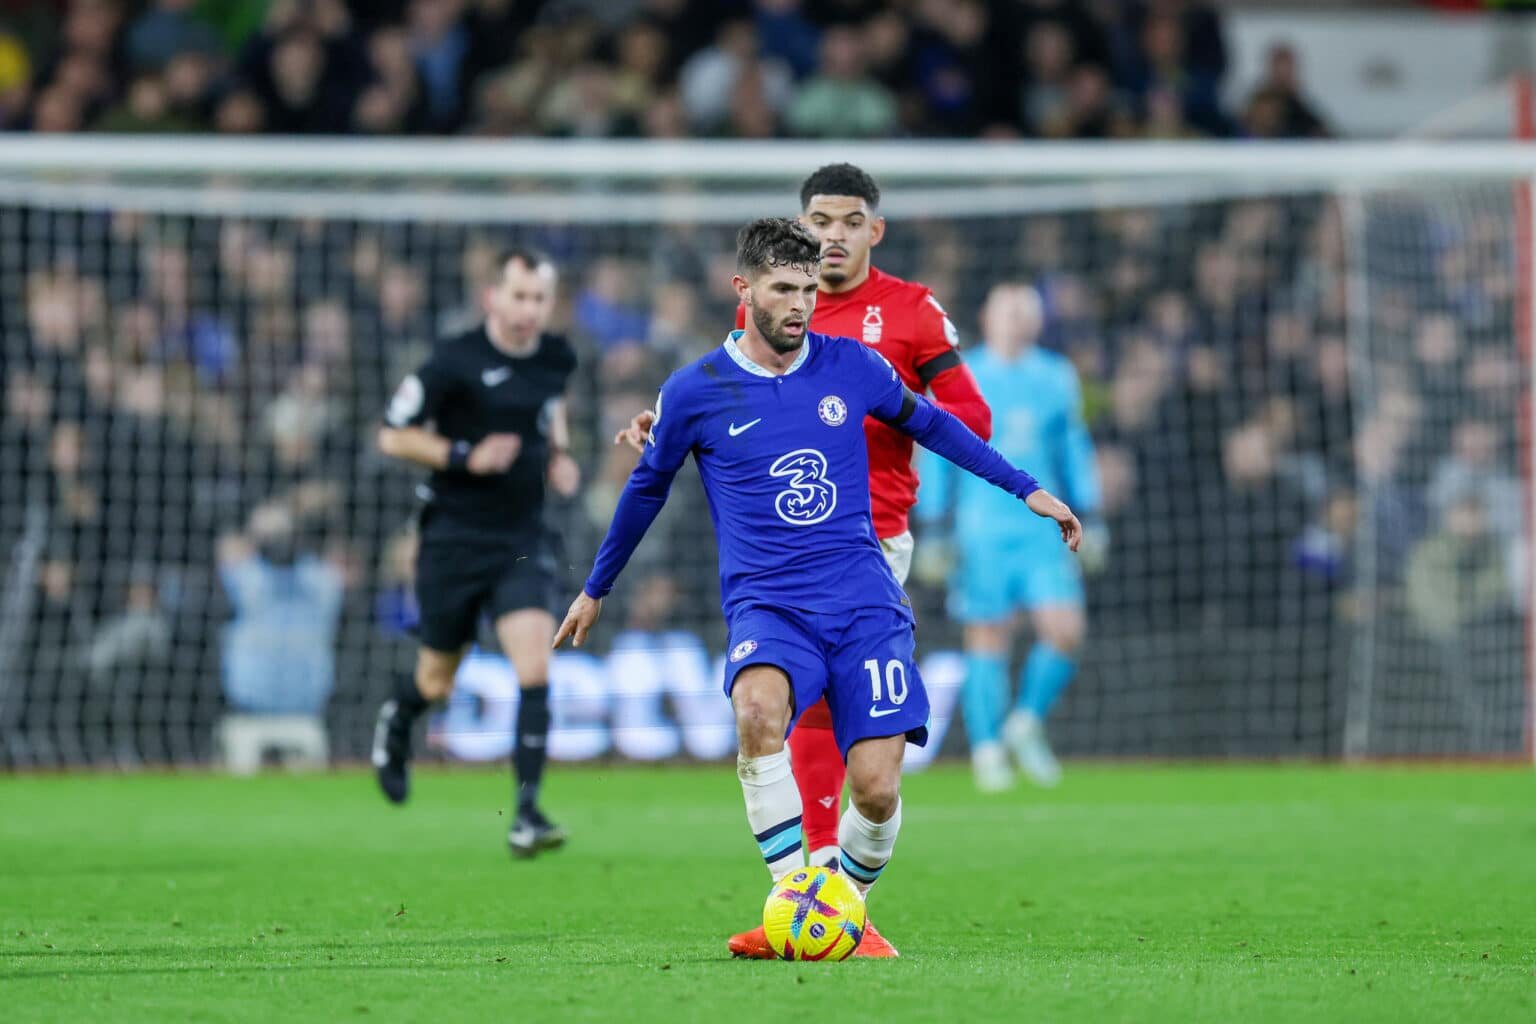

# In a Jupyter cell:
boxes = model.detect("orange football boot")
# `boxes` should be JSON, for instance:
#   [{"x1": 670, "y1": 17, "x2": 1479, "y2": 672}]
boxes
[
  {"x1": 727, "y1": 925, "x2": 775, "y2": 960},
  {"x1": 728, "y1": 918, "x2": 898, "y2": 959},
  {"x1": 850, "y1": 919, "x2": 899, "y2": 958}
]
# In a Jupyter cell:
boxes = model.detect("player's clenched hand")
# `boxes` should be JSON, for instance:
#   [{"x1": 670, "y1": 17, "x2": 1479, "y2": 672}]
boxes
[
  {"x1": 613, "y1": 409, "x2": 656, "y2": 454},
  {"x1": 468, "y1": 433, "x2": 522, "y2": 474},
  {"x1": 1025, "y1": 490, "x2": 1083, "y2": 552},
  {"x1": 553, "y1": 592, "x2": 602, "y2": 649}
]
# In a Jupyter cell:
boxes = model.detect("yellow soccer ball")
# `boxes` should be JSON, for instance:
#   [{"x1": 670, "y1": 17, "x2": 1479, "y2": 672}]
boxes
[{"x1": 762, "y1": 865, "x2": 867, "y2": 961}]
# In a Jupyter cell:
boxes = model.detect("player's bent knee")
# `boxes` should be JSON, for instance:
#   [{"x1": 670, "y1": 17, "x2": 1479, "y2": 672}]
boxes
[
  {"x1": 848, "y1": 775, "x2": 900, "y2": 824},
  {"x1": 731, "y1": 668, "x2": 792, "y2": 713},
  {"x1": 964, "y1": 622, "x2": 1010, "y2": 655},
  {"x1": 736, "y1": 721, "x2": 786, "y2": 758},
  {"x1": 1036, "y1": 608, "x2": 1086, "y2": 652},
  {"x1": 1053, "y1": 630, "x2": 1085, "y2": 654},
  {"x1": 734, "y1": 699, "x2": 789, "y2": 756},
  {"x1": 845, "y1": 736, "x2": 904, "y2": 821},
  {"x1": 731, "y1": 671, "x2": 792, "y2": 756}
]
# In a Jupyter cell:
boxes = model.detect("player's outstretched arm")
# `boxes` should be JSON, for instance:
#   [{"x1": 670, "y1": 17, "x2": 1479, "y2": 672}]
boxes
[
  {"x1": 924, "y1": 359, "x2": 993, "y2": 441},
  {"x1": 575, "y1": 457, "x2": 679, "y2": 614},
  {"x1": 561, "y1": 459, "x2": 678, "y2": 648},
  {"x1": 875, "y1": 384, "x2": 1081, "y2": 551},
  {"x1": 581, "y1": 375, "x2": 696, "y2": 620}
]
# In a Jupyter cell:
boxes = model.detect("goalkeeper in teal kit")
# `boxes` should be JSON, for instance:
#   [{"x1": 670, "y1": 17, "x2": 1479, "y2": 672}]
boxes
[{"x1": 918, "y1": 284, "x2": 1102, "y2": 791}]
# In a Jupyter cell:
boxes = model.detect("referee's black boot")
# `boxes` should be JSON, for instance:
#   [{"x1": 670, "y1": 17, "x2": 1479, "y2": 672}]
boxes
[
  {"x1": 508, "y1": 808, "x2": 567, "y2": 859},
  {"x1": 372, "y1": 700, "x2": 412, "y2": 805}
]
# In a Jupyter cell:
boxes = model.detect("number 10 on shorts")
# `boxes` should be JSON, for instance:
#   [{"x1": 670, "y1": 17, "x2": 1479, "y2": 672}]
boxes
[{"x1": 864, "y1": 659, "x2": 909, "y2": 705}]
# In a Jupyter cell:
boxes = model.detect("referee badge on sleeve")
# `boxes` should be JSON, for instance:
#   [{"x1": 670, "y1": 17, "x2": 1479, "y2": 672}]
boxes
[{"x1": 386, "y1": 374, "x2": 424, "y2": 427}]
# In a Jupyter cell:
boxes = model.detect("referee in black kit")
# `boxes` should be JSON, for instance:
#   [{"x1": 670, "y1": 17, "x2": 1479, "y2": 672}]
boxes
[{"x1": 374, "y1": 247, "x2": 579, "y2": 858}]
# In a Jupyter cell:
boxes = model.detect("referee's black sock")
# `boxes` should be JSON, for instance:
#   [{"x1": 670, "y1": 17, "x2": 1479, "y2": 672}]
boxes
[
  {"x1": 379, "y1": 674, "x2": 432, "y2": 773},
  {"x1": 394, "y1": 674, "x2": 432, "y2": 726},
  {"x1": 514, "y1": 684, "x2": 551, "y2": 816}
]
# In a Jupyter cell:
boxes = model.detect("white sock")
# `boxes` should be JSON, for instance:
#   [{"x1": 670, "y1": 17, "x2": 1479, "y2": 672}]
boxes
[
  {"x1": 738, "y1": 749, "x2": 804, "y2": 880},
  {"x1": 838, "y1": 799, "x2": 902, "y2": 896},
  {"x1": 809, "y1": 844, "x2": 840, "y2": 870}
]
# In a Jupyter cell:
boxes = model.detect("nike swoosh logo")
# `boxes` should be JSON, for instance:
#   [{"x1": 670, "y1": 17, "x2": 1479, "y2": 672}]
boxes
[
  {"x1": 869, "y1": 707, "x2": 902, "y2": 719},
  {"x1": 482, "y1": 368, "x2": 512, "y2": 387},
  {"x1": 728, "y1": 418, "x2": 762, "y2": 437}
]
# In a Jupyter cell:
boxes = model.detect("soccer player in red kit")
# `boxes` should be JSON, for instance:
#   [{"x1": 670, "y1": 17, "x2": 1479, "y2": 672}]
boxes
[{"x1": 619, "y1": 164, "x2": 991, "y2": 958}]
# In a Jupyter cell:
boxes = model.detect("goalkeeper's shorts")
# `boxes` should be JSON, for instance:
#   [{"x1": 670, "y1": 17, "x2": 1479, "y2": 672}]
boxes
[{"x1": 950, "y1": 536, "x2": 1083, "y2": 623}]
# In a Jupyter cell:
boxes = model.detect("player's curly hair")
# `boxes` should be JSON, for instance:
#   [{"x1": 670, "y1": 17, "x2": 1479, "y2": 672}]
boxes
[
  {"x1": 736, "y1": 217, "x2": 822, "y2": 277},
  {"x1": 799, "y1": 163, "x2": 880, "y2": 211}
]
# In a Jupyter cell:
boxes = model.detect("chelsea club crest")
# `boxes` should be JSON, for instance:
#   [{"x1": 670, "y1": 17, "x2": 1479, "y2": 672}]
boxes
[{"x1": 818, "y1": 395, "x2": 848, "y2": 427}]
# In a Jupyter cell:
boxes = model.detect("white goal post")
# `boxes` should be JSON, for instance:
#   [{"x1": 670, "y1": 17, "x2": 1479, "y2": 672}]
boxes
[
  {"x1": 7, "y1": 136, "x2": 1536, "y2": 179},
  {"x1": 0, "y1": 136, "x2": 1530, "y2": 766}
]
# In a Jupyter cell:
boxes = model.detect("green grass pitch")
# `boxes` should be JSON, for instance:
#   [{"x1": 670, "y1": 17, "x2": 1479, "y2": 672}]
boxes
[{"x1": 3, "y1": 764, "x2": 1534, "y2": 1023}]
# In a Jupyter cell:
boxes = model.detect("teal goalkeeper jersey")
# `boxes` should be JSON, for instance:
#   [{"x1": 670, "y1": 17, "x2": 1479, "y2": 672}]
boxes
[{"x1": 917, "y1": 346, "x2": 1100, "y2": 541}]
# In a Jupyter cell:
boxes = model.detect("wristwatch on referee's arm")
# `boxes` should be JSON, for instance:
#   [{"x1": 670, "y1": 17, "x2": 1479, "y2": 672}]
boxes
[{"x1": 446, "y1": 440, "x2": 473, "y2": 473}]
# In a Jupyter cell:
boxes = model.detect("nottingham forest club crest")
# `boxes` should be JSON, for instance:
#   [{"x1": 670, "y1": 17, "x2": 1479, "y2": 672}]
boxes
[
  {"x1": 862, "y1": 305, "x2": 883, "y2": 344},
  {"x1": 818, "y1": 395, "x2": 848, "y2": 427}
]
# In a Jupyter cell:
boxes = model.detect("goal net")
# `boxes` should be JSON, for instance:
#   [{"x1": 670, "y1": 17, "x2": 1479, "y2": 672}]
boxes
[{"x1": 0, "y1": 139, "x2": 1530, "y2": 768}]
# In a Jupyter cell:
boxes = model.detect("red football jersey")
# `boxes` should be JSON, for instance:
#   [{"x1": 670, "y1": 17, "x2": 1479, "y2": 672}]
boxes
[{"x1": 735, "y1": 266, "x2": 976, "y2": 538}]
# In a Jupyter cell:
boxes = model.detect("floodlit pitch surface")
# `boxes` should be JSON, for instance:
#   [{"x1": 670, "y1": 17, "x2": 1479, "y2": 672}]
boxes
[{"x1": 3, "y1": 764, "x2": 1533, "y2": 1023}]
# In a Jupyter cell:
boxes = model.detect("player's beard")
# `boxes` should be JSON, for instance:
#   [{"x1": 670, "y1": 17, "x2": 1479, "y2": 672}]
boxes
[
  {"x1": 751, "y1": 303, "x2": 805, "y2": 355},
  {"x1": 819, "y1": 246, "x2": 852, "y2": 286},
  {"x1": 819, "y1": 262, "x2": 848, "y2": 286}
]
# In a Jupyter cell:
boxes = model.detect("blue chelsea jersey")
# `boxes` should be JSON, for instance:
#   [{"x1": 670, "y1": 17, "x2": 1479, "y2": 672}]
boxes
[{"x1": 644, "y1": 330, "x2": 911, "y2": 620}]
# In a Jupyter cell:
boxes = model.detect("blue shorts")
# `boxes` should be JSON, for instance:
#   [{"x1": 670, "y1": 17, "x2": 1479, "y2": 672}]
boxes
[
  {"x1": 723, "y1": 603, "x2": 930, "y2": 759},
  {"x1": 951, "y1": 537, "x2": 1084, "y2": 623}
]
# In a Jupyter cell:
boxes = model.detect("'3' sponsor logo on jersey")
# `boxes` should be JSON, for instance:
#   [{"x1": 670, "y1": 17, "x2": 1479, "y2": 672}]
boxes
[{"x1": 768, "y1": 448, "x2": 837, "y2": 526}]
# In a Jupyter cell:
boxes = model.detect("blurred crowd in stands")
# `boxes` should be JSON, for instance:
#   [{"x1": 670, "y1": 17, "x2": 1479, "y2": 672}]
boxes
[
  {"x1": 0, "y1": 181, "x2": 1524, "y2": 763},
  {"x1": 4, "y1": 2, "x2": 1526, "y2": 767},
  {"x1": 0, "y1": 0, "x2": 1331, "y2": 140}
]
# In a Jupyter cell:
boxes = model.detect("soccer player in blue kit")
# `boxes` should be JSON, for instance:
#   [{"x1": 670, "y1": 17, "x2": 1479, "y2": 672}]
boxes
[{"x1": 554, "y1": 220, "x2": 1081, "y2": 957}]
